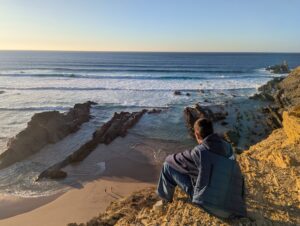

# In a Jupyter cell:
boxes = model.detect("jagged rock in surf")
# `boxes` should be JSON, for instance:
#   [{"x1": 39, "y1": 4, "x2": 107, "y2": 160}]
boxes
[
  {"x1": 37, "y1": 110, "x2": 147, "y2": 180},
  {"x1": 148, "y1": 108, "x2": 163, "y2": 114},
  {"x1": 266, "y1": 61, "x2": 290, "y2": 74},
  {"x1": 173, "y1": 90, "x2": 182, "y2": 95},
  {"x1": 0, "y1": 101, "x2": 95, "y2": 170}
]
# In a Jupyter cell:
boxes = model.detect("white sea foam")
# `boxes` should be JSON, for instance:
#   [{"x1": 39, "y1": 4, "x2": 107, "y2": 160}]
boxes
[
  {"x1": 0, "y1": 72, "x2": 272, "y2": 158},
  {"x1": 96, "y1": 162, "x2": 106, "y2": 174},
  {"x1": 0, "y1": 74, "x2": 270, "y2": 91}
]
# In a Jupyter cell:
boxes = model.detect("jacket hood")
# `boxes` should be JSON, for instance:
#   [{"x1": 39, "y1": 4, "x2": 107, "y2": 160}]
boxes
[{"x1": 202, "y1": 133, "x2": 233, "y2": 158}]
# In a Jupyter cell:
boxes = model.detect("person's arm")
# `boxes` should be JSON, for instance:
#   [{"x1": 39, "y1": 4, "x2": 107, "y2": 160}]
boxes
[{"x1": 165, "y1": 148, "x2": 197, "y2": 175}]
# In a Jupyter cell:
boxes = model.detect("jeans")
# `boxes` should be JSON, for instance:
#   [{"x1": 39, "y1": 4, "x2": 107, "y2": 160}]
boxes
[{"x1": 157, "y1": 162, "x2": 193, "y2": 202}]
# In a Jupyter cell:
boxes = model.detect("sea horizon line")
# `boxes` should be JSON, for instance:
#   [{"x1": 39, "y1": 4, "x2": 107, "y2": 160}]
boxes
[{"x1": 0, "y1": 50, "x2": 300, "y2": 54}]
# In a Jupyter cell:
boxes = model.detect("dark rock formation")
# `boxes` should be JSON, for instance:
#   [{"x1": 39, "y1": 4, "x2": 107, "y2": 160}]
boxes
[
  {"x1": 250, "y1": 92, "x2": 274, "y2": 102},
  {"x1": 0, "y1": 91, "x2": 4, "y2": 94},
  {"x1": 174, "y1": 90, "x2": 191, "y2": 97},
  {"x1": 37, "y1": 110, "x2": 147, "y2": 180},
  {"x1": 262, "y1": 106, "x2": 283, "y2": 129},
  {"x1": 184, "y1": 104, "x2": 228, "y2": 136},
  {"x1": 223, "y1": 130, "x2": 240, "y2": 147},
  {"x1": 174, "y1": 90, "x2": 182, "y2": 95},
  {"x1": 0, "y1": 101, "x2": 95, "y2": 170},
  {"x1": 250, "y1": 77, "x2": 284, "y2": 101},
  {"x1": 148, "y1": 108, "x2": 163, "y2": 114},
  {"x1": 266, "y1": 61, "x2": 290, "y2": 74},
  {"x1": 250, "y1": 67, "x2": 300, "y2": 129},
  {"x1": 258, "y1": 77, "x2": 283, "y2": 94},
  {"x1": 43, "y1": 169, "x2": 67, "y2": 180},
  {"x1": 221, "y1": 121, "x2": 228, "y2": 126}
]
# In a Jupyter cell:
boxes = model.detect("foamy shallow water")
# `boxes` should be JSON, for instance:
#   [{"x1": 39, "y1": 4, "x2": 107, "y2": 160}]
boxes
[{"x1": 0, "y1": 67, "x2": 273, "y2": 151}]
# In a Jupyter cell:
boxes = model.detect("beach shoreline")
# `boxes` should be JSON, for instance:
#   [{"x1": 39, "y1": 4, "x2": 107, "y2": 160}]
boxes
[
  {"x1": 0, "y1": 178, "x2": 155, "y2": 226},
  {"x1": 0, "y1": 193, "x2": 62, "y2": 220}
]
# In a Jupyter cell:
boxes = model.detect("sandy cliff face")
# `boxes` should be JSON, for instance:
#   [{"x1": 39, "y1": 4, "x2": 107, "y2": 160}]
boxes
[
  {"x1": 283, "y1": 106, "x2": 300, "y2": 144},
  {"x1": 69, "y1": 68, "x2": 300, "y2": 226},
  {"x1": 278, "y1": 67, "x2": 300, "y2": 108},
  {"x1": 237, "y1": 107, "x2": 300, "y2": 225}
]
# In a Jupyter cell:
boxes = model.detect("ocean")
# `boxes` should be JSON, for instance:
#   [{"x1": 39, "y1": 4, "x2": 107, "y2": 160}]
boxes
[{"x1": 0, "y1": 51, "x2": 299, "y2": 197}]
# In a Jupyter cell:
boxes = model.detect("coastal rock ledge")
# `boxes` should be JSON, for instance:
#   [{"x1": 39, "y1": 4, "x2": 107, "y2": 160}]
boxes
[{"x1": 0, "y1": 101, "x2": 95, "y2": 169}]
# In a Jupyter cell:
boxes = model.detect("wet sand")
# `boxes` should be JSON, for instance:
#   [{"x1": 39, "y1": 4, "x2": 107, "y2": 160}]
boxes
[
  {"x1": 0, "y1": 178, "x2": 155, "y2": 226},
  {"x1": 0, "y1": 193, "x2": 61, "y2": 220}
]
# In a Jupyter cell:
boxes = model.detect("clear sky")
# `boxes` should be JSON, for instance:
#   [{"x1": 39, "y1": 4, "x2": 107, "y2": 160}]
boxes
[{"x1": 0, "y1": 0, "x2": 299, "y2": 52}]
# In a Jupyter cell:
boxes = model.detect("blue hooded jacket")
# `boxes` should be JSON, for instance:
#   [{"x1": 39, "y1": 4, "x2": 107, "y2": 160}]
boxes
[{"x1": 166, "y1": 133, "x2": 247, "y2": 218}]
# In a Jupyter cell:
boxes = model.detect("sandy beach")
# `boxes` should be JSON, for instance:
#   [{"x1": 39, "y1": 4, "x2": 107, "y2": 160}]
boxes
[
  {"x1": 0, "y1": 178, "x2": 155, "y2": 226},
  {"x1": 0, "y1": 133, "x2": 169, "y2": 226}
]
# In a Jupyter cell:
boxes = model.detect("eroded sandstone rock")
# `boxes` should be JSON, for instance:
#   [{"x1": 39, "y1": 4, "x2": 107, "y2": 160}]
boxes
[
  {"x1": 278, "y1": 66, "x2": 300, "y2": 108},
  {"x1": 282, "y1": 106, "x2": 300, "y2": 144}
]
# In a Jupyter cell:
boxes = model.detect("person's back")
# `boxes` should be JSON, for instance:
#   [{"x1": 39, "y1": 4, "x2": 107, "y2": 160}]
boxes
[
  {"x1": 190, "y1": 142, "x2": 246, "y2": 218},
  {"x1": 157, "y1": 118, "x2": 246, "y2": 218}
]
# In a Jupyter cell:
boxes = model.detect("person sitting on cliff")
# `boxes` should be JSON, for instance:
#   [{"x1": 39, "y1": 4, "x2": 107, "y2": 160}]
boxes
[{"x1": 157, "y1": 118, "x2": 247, "y2": 218}]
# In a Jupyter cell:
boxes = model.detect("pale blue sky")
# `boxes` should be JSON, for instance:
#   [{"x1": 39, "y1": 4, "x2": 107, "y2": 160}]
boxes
[{"x1": 0, "y1": 0, "x2": 299, "y2": 52}]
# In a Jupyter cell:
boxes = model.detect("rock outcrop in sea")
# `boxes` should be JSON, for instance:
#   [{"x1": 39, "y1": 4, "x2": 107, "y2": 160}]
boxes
[
  {"x1": 69, "y1": 67, "x2": 300, "y2": 226},
  {"x1": 184, "y1": 104, "x2": 228, "y2": 137},
  {"x1": 37, "y1": 110, "x2": 147, "y2": 180},
  {"x1": 266, "y1": 61, "x2": 290, "y2": 74},
  {"x1": 0, "y1": 101, "x2": 95, "y2": 170}
]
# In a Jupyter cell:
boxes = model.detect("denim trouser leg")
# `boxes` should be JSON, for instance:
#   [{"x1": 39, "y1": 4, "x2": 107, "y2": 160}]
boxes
[{"x1": 157, "y1": 162, "x2": 193, "y2": 202}]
